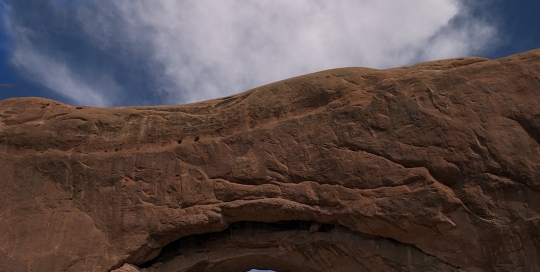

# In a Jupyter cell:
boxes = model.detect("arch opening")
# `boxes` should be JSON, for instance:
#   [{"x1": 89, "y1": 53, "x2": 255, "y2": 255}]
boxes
[{"x1": 132, "y1": 220, "x2": 455, "y2": 272}]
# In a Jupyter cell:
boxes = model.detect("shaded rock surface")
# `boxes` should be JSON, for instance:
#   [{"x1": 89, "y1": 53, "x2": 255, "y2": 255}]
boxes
[{"x1": 1, "y1": 49, "x2": 540, "y2": 272}]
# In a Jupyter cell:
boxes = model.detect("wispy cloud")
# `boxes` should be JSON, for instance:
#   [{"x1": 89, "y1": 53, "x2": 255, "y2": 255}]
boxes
[
  {"x1": 11, "y1": 38, "x2": 111, "y2": 107},
  {"x1": 7, "y1": 0, "x2": 498, "y2": 106}
]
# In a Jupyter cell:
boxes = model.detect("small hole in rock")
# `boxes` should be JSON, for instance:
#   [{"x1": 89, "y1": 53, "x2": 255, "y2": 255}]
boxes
[
  {"x1": 177, "y1": 139, "x2": 182, "y2": 144},
  {"x1": 194, "y1": 136, "x2": 199, "y2": 142}
]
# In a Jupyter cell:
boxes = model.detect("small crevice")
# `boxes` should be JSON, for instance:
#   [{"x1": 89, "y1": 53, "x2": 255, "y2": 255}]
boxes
[
  {"x1": 337, "y1": 140, "x2": 457, "y2": 187},
  {"x1": 506, "y1": 115, "x2": 540, "y2": 145}
]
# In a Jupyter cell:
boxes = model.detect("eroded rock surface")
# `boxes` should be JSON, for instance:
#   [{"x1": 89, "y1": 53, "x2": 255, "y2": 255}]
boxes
[{"x1": 1, "y1": 49, "x2": 539, "y2": 272}]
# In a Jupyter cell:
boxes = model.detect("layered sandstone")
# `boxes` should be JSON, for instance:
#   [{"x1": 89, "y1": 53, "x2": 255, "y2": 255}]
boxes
[{"x1": 0, "y1": 49, "x2": 539, "y2": 272}]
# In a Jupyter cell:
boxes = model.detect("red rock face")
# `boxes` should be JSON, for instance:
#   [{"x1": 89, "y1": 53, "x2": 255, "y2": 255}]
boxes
[{"x1": 1, "y1": 49, "x2": 539, "y2": 272}]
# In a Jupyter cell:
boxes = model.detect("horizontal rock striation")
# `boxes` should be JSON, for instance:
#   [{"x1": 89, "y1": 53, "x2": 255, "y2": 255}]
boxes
[{"x1": 1, "y1": 49, "x2": 539, "y2": 272}]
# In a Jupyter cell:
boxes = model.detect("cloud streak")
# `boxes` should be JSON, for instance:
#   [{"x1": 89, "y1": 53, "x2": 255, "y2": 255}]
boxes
[
  {"x1": 11, "y1": 41, "x2": 112, "y2": 107},
  {"x1": 7, "y1": 0, "x2": 497, "y2": 106}
]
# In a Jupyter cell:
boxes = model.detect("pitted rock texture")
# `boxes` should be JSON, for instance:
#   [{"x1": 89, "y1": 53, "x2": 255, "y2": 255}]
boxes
[{"x1": 1, "y1": 49, "x2": 539, "y2": 272}]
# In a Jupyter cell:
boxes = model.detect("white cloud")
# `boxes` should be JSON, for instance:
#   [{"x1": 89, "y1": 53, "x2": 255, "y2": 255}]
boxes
[{"x1": 11, "y1": 0, "x2": 497, "y2": 106}]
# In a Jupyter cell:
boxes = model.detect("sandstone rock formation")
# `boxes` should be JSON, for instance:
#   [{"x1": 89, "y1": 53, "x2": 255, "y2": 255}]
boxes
[{"x1": 1, "y1": 49, "x2": 539, "y2": 272}]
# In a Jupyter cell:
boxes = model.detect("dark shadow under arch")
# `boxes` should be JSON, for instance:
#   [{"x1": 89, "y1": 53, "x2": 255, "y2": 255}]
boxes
[{"x1": 132, "y1": 221, "x2": 456, "y2": 272}]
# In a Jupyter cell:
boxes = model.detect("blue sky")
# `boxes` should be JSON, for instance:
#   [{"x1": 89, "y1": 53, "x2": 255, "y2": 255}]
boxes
[
  {"x1": 0, "y1": 0, "x2": 539, "y2": 107},
  {"x1": 0, "y1": 1, "x2": 538, "y2": 272}
]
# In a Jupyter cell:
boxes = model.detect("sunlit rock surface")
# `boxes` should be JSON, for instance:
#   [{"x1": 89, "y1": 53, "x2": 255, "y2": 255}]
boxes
[{"x1": 1, "y1": 49, "x2": 539, "y2": 272}]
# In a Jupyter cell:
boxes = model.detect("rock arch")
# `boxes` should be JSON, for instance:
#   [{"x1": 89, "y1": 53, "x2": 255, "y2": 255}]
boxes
[{"x1": 1, "y1": 50, "x2": 540, "y2": 272}]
